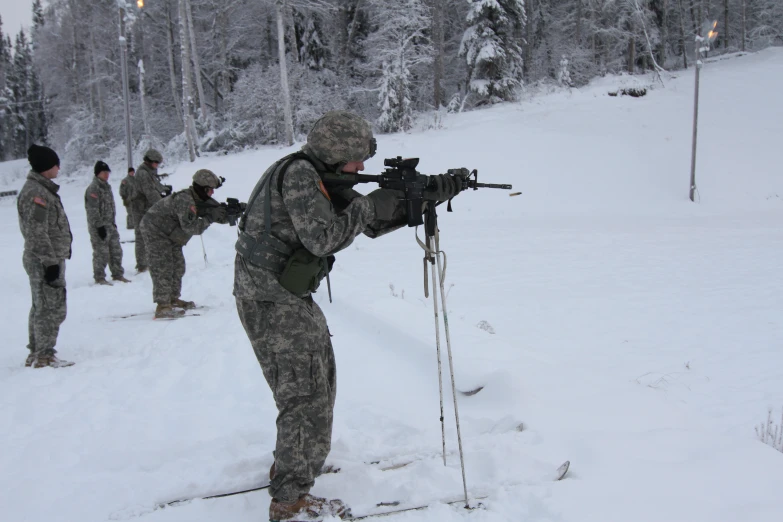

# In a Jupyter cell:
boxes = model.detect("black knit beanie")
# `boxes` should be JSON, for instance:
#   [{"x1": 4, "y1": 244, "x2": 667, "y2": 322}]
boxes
[
  {"x1": 27, "y1": 144, "x2": 60, "y2": 174},
  {"x1": 94, "y1": 161, "x2": 111, "y2": 176}
]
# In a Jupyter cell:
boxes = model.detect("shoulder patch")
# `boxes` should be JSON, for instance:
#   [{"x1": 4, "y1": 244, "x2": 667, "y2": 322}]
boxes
[
  {"x1": 318, "y1": 180, "x2": 331, "y2": 201},
  {"x1": 33, "y1": 196, "x2": 47, "y2": 207},
  {"x1": 90, "y1": 193, "x2": 99, "y2": 199},
  {"x1": 189, "y1": 205, "x2": 197, "y2": 214}
]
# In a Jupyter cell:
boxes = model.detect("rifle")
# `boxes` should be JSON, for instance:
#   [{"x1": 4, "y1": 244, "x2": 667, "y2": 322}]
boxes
[
  {"x1": 196, "y1": 197, "x2": 247, "y2": 226},
  {"x1": 321, "y1": 157, "x2": 512, "y2": 227}
]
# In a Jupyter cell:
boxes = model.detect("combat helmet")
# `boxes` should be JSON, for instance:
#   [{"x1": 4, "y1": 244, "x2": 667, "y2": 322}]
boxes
[
  {"x1": 143, "y1": 149, "x2": 163, "y2": 163},
  {"x1": 306, "y1": 111, "x2": 376, "y2": 167},
  {"x1": 193, "y1": 169, "x2": 224, "y2": 189}
]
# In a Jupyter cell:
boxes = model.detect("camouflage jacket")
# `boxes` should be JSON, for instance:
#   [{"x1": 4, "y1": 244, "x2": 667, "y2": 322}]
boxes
[
  {"x1": 84, "y1": 177, "x2": 117, "y2": 229},
  {"x1": 17, "y1": 170, "x2": 73, "y2": 266},
  {"x1": 134, "y1": 162, "x2": 166, "y2": 214},
  {"x1": 140, "y1": 187, "x2": 214, "y2": 246},
  {"x1": 234, "y1": 148, "x2": 406, "y2": 304}
]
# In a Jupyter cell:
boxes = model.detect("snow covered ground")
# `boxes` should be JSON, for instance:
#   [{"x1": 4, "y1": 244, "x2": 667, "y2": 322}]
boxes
[{"x1": 1, "y1": 48, "x2": 782, "y2": 522}]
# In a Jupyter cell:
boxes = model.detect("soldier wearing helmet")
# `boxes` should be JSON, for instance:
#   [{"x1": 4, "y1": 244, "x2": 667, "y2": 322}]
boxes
[
  {"x1": 132, "y1": 149, "x2": 170, "y2": 273},
  {"x1": 140, "y1": 169, "x2": 229, "y2": 319},
  {"x1": 232, "y1": 110, "x2": 461, "y2": 521}
]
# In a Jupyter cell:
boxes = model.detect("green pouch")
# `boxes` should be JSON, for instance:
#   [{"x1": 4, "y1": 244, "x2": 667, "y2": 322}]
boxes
[{"x1": 279, "y1": 248, "x2": 329, "y2": 295}]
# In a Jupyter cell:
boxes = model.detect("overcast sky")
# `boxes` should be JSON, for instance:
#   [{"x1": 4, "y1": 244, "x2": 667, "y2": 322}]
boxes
[{"x1": 1, "y1": 0, "x2": 36, "y2": 38}]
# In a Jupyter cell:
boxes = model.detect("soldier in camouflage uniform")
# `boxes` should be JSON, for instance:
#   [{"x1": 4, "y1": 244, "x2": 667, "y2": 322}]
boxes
[
  {"x1": 119, "y1": 167, "x2": 136, "y2": 231},
  {"x1": 133, "y1": 149, "x2": 171, "y2": 273},
  {"x1": 85, "y1": 161, "x2": 131, "y2": 285},
  {"x1": 139, "y1": 169, "x2": 229, "y2": 319},
  {"x1": 17, "y1": 144, "x2": 75, "y2": 369},
  {"x1": 233, "y1": 111, "x2": 463, "y2": 521}
]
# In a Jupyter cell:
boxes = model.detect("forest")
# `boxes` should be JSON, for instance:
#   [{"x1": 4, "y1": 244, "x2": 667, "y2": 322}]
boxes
[{"x1": 0, "y1": 0, "x2": 780, "y2": 167}]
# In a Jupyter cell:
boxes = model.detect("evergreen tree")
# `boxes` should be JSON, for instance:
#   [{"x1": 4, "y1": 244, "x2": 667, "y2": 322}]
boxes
[
  {"x1": 459, "y1": 0, "x2": 526, "y2": 104},
  {"x1": 367, "y1": 0, "x2": 433, "y2": 133},
  {"x1": 0, "y1": 17, "x2": 11, "y2": 160},
  {"x1": 299, "y1": 15, "x2": 329, "y2": 70}
]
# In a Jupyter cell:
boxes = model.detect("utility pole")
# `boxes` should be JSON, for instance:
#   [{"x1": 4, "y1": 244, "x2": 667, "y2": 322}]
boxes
[
  {"x1": 119, "y1": 5, "x2": 134, "y2": 170},
  {"x1": 689, "y1": 21, "x2": 718, "y2": 202}
]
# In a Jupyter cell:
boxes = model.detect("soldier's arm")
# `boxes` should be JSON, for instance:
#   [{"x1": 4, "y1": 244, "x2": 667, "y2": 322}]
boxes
[
  {"x1": 119, "y1": 179, "x2": 130, "y2": 206},
  {"x1": 138, "y1": 170, "x2": 163, "y2": 206},
  {"x1": 176, "y1": 196, "x2": 211, "y2": 236},
  {"x1": 282, "y1": 161, "x2": 376, "y2": 257},
  {"x1": 20, "y1": 194, "x2": 58, "y2": 266},
  {"x1": 85, "y1": 189, "x2": 105, "y2": 227},
  {"x1": 328, "y1": 186, "x2": 406, "y2": 239}
]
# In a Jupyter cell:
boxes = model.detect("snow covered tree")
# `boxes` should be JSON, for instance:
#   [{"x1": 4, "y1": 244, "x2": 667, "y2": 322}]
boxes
[
  {"x1": 367, "y1": 0, "x2": 433, "y2": 133},
  {"x1": 460, "y1": 0, "x2": 526, "y2": 104},
  {"x1": 299, "y1": 14, "x2": 329, "y2": 70},
  {"x1": 0, "y1": 17, "x2": 11, "y2": 160},
  {"x1": 558, "y1": 55, "x2": 573, "y2": 86}
]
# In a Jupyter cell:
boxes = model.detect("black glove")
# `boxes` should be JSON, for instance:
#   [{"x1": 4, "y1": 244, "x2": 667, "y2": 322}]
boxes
[
  {"x1": 97, "y1": 226, "x2": 107, "y2": 240},
  {"x1": 161, "y1": 185, "x2": 173, "y2": 197},
  {"x1": 211, "y1": 205, "x2": 228, "y2": 224},
  {"x1": 367, "y1": 189, "x2": 401, "y2": 221},
  {"x1": 44, "y1": 264, "x2": 60, "y2": 283},
  {"x1": 425, "y1": 174, "x2": 465, "y2": 202}
]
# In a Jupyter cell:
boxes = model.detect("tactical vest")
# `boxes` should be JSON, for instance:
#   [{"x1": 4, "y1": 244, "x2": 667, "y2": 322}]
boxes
[{"x1": 235, "y1": 153, "x2": 333, "y2": 297}]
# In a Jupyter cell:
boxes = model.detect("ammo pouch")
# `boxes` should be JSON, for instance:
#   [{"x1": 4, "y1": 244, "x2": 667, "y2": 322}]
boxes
[{"x1": 278, "y1": 249, "x2": 334, "y2": 295}]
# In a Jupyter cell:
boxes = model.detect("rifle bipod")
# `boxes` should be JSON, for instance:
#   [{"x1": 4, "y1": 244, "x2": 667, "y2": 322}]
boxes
[{"x1": 415, "y1": 202, "x2": 471, "y2": 509}]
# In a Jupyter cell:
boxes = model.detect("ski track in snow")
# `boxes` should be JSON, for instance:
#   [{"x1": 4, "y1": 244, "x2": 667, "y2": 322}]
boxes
[{"x1": 1, "y1": 49, "x2": 783, "y2": 522}]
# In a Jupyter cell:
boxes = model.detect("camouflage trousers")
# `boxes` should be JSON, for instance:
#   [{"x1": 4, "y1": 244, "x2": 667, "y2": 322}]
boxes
[
  {"x1": 236, "y1": 297, "x2": 336, "y2": 503},
  {"x1": 22, "y1": 253, "x2": 67, "y2": 356},
  {"x1": 89, "y1": 225, "x2": 124, "y2": 281},
  {"x1": 133, "y1": 211, "x2": 148, "y2": 270},
  {"x1": 141, "y1": 231, "x2": 186, "y2": 305}
]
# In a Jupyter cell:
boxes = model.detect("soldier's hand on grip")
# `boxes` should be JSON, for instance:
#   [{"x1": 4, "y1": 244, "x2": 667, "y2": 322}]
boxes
[
  {"x1": 367, "y1": 188, "x2": 400, "y2": 220},
  {"x1": 212, "y1": 205, "x2": 229, "y2": 224}
]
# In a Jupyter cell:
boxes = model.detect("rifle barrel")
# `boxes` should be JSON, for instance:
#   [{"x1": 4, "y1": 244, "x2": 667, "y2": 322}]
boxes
[{"x1": 472, "y1": 182, "x2": 512, "y2": 190}]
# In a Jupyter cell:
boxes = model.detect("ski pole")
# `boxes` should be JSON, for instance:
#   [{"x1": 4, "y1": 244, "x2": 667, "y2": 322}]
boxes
[
  {"x1": 433, "y1": 228, "x2": 469, "y2": 509},
  {"x1": 200, "y1": 235, "x2": 208, "y2": 266}
]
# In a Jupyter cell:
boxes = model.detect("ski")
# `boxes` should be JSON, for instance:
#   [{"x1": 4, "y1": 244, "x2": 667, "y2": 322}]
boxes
[
  {"x1": 107, "y1": 306, "x2": 208, "y2": 321},
  {"x1": 157, "y1": 466, "x2": 341, "y2": 509},
  {"x1": 160, "y1": 484, "x2": 270, "y2": 508},
  {"x1": 153, "y1": 460, "x2": 569, "y2": 514},
  {"x1": 349, "y1": 497, "x2": 487, "y2": 520},
  {"x1": 556, "y1": 460, "x2": 570, "y2": 480}
]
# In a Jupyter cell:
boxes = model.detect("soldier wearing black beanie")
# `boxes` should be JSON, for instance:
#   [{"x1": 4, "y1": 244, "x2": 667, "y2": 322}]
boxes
[
  {"x1": 27, "y1": 144, "x2": 60, "y2": 174},
  {"x1": 94, "y1": 161, "x2": 111, "y2": 176}
]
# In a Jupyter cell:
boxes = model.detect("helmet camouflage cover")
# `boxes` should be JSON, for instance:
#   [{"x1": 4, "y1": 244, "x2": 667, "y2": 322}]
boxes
[
  {"x1": 306, "y1": 110, "x2": 376, "y2": 166},
  {"x1": 192, "y1": 169, "x2": 223, "y2": 188},
  {"x1": 144, "y1": 149, "x2": 163, "y2": 163}
]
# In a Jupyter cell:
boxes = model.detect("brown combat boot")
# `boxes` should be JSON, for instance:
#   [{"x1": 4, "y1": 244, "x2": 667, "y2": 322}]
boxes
[
  {"x1": 26, "y1": 353, "x2": 74, "y2": 368},
  {"x1": 95, "y1": 278, "x2": 113, "y2": 286},
  {"x1": 269, "y1": 494, "x2": 350, "y2": 522},
  {"x1": 155, "y1": 303, "x2": 185, "y2": 319},
  {"x1": 172, "y1": 298, "x2": 196, "y2": 310},
  {"x1": 112, "y1": 275, "x2": 131, "y2": 283}
]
